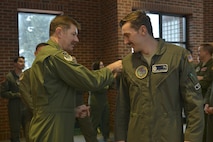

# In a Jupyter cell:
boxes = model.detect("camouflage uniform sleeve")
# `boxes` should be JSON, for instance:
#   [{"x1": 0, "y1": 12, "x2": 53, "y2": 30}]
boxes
[{"x1": 180, "y1": 50, "x2": 204, "y2": 142}]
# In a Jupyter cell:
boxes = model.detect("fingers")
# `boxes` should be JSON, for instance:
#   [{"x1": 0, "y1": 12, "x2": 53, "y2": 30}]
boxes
[
  {"x1": 204, "y1": 104, "x2": 213, "y2": 114},
  {"x1": 207, "y1": 107, "x2": 213, "y2": 114},
  {"x1": 75, "y1": 105, "x2": 90, "y2": 118},
  {"x1": 106, "y1": 60, "x2": 123, "y2": 73}
]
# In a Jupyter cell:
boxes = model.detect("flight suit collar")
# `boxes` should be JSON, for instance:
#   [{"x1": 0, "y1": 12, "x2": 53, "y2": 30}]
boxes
[
  {"x1": 11, "y1": 70, "x2": 19, "y2": 79},
  {"x1": 134, "y1": 38, "x2": 166, "y2": 58},
  {"x1": 47, "y1": 39, "x2": 61, "y2": 50},
  {"x1": 204, "y1": 58, "x2": 213, "y2": 67},
  {"x1": 155, "y1": 38, "x2": 166, "y2": 56}
]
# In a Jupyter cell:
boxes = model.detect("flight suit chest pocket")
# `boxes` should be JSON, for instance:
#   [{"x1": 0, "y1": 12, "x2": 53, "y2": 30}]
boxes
[{"x1": 152, "y1": 65, "x2": 177, "y2": 88}]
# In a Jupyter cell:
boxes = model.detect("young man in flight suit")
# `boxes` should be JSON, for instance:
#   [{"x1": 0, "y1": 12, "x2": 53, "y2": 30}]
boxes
[{"x1": 115, "y1": 10, "x2": 204, "y2": 142}]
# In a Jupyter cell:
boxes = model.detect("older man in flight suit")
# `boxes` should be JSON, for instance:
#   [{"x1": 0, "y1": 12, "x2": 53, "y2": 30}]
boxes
[
  {"x1": 20, "y1": 44, "x2": 98, "y2": 142},
  {"x1": 22, "y1": 15, "x2": 121, "y2": 142}
]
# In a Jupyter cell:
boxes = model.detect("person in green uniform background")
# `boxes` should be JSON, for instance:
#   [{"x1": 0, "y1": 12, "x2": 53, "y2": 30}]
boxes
[
  {"x1": 26, "y1": 15, "x2": 122, "y2": 142},
  {"x1": 20, "y1": 42, "x2": 49, "y2": 111},
  {"x1": 195, "y1": 43, "x2": 213, "y2": 142},
  {"x1": 1, "y1": 56, "x2": 28, "y2": 142},
  {"x1": 204, "y1": 81, "x2": 213, "y2": 142},
  {"x1": 75, "y1": 90, "x2": 98, "y2": 142},
  {"x1": 19, "y1": 42, "x2": 49, "y2": 142},
  {"x1": 195, "y1": 43, "x2": 213, "y2": 97},
  {"x1": 88, "y1": 61, "x2": 111, "y2": 142},
  {"x1": 114, "y1": 10, "x2": 204, "y2": 142},
  {"x1": 73, "y1": 56, "x2": 98, "y2": 142}
]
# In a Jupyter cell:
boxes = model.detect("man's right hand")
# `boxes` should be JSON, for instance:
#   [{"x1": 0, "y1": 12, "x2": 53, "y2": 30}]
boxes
[
  {"x1": 75, "y1": 105, "x2": 90, "y2": 118},
  {"x1": 106, "y1": 60, "x2": 122, "y2": 77}
]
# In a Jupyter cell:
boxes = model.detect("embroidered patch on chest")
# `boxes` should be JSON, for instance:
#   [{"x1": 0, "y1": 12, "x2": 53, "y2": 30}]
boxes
[
  {"x1": 152, "y1": 64, "x2": 168, "y2": 73},
  {"x1": 135, "y1": 65, "x2": 148, "y2": 79}
]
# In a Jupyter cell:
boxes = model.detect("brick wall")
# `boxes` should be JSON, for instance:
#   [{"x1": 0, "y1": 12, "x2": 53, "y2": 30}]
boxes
[
  {"x1": 0, "y1": 0, "x2": 212, "y2": 140},
  {"x1": 204, "y1": 0, "x2": 213, "y2": 42},
  {"x1": 0, "y1": 0, "x2": 103, "y2": 140}
]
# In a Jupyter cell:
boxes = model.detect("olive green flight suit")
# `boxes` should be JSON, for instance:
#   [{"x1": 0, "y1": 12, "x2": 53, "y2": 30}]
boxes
[
  {"x1": 75, "y1": 91, "x2": 98, "y2": 142},
  {"x1": 195, "y1": 58, "x2": 213, "y2": 142},
  {"x1": 19, "y1": 68, "x2": 33, "y2": 111},
  {"x1": 115, "y1": 39, "x2": 204, "y2": 142},
  {"x1": 88, "y1": 86, "x2": 110, "y2": 140},
  {"x1": 29, "y1": 39, "x2": 114, "y2": 142},
  {"x1": 195, "y1": 58, "x2": 213, "y2": 97},
  {"x1": 204, "y1": 82, "x2": 213, "y2": 142},
  {"x1": 20, "y1": 56, "x2": 98, "y2": 142},
  {"x1": 20, "y1": 68, "x2": 98, "y2": 142},
  {"x1": 1, "y1": 71, "x2": 29, "y2": 142},
  {"x1": 19, "y1": 68, "x2": 36, "y2": 142}
]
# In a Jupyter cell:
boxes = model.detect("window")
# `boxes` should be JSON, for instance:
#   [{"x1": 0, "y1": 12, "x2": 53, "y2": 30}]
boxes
[
  {"x1": 147, "y1": 13, "x2": 186, "y2": 48},
  {"x1": 18, "y1": 8, "x2": 63, "y2": 69}
]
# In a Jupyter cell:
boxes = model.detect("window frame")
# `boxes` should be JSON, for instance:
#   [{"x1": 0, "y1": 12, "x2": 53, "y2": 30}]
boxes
[
  {"x1": 17, "y1": 8, "x2": 63, "y2": 69},
  {"x1": 147, "y1": 11, "x2": 188, "y2": 49},
  {"x1": 17, "y1": 8, "x2": 63, "y2": 15}
]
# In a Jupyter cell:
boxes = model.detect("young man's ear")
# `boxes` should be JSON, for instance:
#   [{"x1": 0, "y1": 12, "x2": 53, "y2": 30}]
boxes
[{"x1": 139, "y1": 25, "x2": 147, "y2": 36}]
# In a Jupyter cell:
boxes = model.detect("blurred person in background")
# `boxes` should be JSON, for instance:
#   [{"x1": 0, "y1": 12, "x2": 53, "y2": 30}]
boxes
[
  {"x1": 1, "y1": 56, "x2": 28, "y2": 142},
  {"x1": 19, "y1": 42, "x2": 49, "y2": 142},
  {"x1": 73, "y1": 56, "x2": 98, "y2": 142},
  {"x1": 195, "y1": 43, "x2": 213, "y2": 142},
  {"x1": 204, "y1": 81, "x2": 213, "y2": 142},
  {"x1": 89, "y1": 61, "x2": 111, "y2": 142},
  {"x1": 195, "y1": 43, "x2": 213, "y2": 97}
]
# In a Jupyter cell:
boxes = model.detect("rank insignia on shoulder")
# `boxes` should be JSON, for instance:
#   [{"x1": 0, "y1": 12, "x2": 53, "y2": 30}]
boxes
[
  {"x1": 152, "y1": 64, "x2": 168, "y2": 73},
  {"x1": 63, "y1": 52, "x2": 73, "y2": 62},
  {"x1": 187, "y1": 54, "x2": 193, "y2": 62},
  {"x1": 135, "y1": 65, "x2": 148, "y2": 79}
]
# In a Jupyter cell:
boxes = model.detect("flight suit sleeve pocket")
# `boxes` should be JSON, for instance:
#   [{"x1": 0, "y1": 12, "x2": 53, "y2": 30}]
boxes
[{"x1": 188, "y1": 73, "x2": 201, "y2": 91}]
